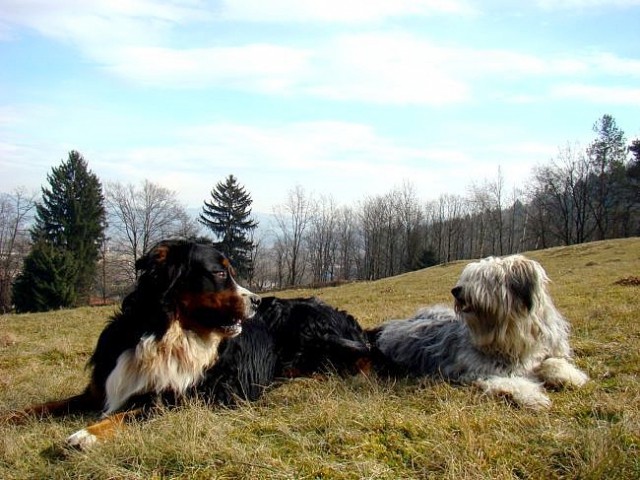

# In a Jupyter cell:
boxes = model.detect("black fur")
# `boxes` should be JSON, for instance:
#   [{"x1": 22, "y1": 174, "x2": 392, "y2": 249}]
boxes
[{"x1": 197, "y1": 296, "x2": 371, "y2": 405}]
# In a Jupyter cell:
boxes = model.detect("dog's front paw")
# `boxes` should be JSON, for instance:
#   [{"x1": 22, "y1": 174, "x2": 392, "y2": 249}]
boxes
[
  {"x1": 536, "y1": 357, "x2": 589, "y2": 389},
  {"x1": 475, "y1": 376, "x2": 552, "y2": 410},
  {"x1": 66, "y1": 428, "x2": 98, "y2": 450}
]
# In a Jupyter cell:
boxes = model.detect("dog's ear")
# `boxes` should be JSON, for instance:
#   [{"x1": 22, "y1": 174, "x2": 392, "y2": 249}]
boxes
[
  {"x1": 135, "y1": 243, "x2": 171, "y2": 273},
  {"x1": 507, "y1": 260, "x2": 538, "y2": 311}
]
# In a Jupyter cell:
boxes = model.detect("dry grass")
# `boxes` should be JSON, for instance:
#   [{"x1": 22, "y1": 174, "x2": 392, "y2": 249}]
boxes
[{"x1": 1, "y1": 238, "x2": 639, "y2": 479}]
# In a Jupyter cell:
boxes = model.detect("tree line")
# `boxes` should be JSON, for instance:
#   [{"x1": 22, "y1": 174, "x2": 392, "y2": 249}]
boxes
[
  {"x1": 0, "y1": 114, "x2": 638, "y2": 312},
  {"x1": 255, "y1": 115, "x2": 638, "y2": 287}
]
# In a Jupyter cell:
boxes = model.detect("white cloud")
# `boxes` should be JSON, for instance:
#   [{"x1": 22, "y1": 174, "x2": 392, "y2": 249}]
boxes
[
  {"x1": 551, "y1": 84, "x2": 640, "y2": 105},
  {"x1": 81, "y1": 30, "x2": 640, "y2": 105},
  {"x1": 589, "y1": 52, "x2": 640, "y2": 76},
  {"x1": 306, "y1": 33, "x2": 470, "y2": 105},
  {"x1": 536, "y1": 0, "x2": 640, "y2": 9},
  {"x1": 3, "y1": 0, "x2": 638, "y2": 107},
  {"x1": 86, "y1": 119, "x2": 555, "y2": 212},
  {"x1": 88, "y1": 120, "x2": 477, "y2": 210},
  {"x1": 94, "y1": 32, "x2": 473, "y2": 105},
  {"x1": 104, "y1": 44, "x2": 311, "y2": 90},
  {"x1": 0, "y1": 0, "x2": 204, "y2": 47},
  {"x1": 216, "y1": 0, "x2": 476, "y2": 23}
]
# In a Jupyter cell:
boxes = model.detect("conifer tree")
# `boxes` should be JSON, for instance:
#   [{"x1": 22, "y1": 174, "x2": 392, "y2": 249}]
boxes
[
  {"x1": 587, "y1": 115, "x2": 627, "y2": 239},
  {"x1": 12, "y1": 240, "x2": 77, "y2": 312},
  {"x1": 199, "y1": 175, "x2": 257, "y2": 279},
  {"x1": 13, "y1": 151, "x2": 105, "y2": 311}
]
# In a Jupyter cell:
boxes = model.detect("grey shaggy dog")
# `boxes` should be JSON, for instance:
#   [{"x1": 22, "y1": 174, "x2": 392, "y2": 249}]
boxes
[{"x1": 369, "y1": 254, "x2": 588, "y2": 409}]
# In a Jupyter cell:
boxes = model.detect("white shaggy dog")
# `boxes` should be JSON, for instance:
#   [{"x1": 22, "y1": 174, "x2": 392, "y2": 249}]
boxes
[{"x1": 368, "y1": 255, "x2": 588, "y2": 409}]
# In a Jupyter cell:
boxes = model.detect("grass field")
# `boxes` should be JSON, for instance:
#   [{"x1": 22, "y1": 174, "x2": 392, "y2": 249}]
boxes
[{"x1": 1, "y1": 238, "x2": 638, "y2": 479}]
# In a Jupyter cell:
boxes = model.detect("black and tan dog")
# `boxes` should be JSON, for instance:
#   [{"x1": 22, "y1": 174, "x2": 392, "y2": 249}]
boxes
[{"x1": 5, "y1": 239, "x2": 369, "y2": 448}]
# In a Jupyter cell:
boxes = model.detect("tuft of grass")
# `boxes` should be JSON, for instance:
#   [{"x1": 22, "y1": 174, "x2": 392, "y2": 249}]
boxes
[{"x1": 1, "y1": 238, "x2": 639, "y2": 479}]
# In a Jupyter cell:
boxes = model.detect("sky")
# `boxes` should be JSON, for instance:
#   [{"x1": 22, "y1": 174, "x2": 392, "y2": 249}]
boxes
[{"x1": 1, "y1": 0, "x2": 639, "y2": 214}]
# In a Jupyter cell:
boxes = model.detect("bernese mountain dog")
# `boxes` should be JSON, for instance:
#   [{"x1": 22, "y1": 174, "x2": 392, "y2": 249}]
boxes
[{"x1": 5, "y1": 239, "x2": 369, "y2": 449}]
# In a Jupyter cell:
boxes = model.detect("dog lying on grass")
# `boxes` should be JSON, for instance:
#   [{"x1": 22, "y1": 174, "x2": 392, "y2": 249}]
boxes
[
  {"x1": 4, "y1": 239, "x2": 370, "y2": 449},
  {"x1": 368, "y1": 254, "x2": 588, "y2": 409}
]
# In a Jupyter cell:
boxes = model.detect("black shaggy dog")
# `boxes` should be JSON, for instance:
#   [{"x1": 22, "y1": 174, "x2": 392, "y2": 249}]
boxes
[
  {"x1": 200, "y1": 296, "x2": 371, "y2": 405},
  {"x1": 5, "y1": 240, "x2": 369, "y2": 449}
]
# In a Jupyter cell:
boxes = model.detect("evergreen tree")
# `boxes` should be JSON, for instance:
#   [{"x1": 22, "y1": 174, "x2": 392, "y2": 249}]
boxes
[
  {"x1": 199, "y1": 175, "x2": 257, "y2": 279},
  {"x1": 587, "y1": 115, "x2": 627, "y2": 239},
  {"x1": 12, "y1": 241, "x2": 77, "y2": 312},
  {"x1": 13, "y1": 151, "x2": 105, "y2": 310}
]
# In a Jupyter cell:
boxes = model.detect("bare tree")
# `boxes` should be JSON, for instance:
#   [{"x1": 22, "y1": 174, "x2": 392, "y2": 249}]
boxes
[
  {"x1": 360, "y1": 195, "x2": 390, "y2": 280},
  {"x1": 0, "y1": 188, "x2": 36, "y2": 312},
  {"x1": 272, "y1": 185, "x2": 314, "y2": 286},
  {"x1": 307, "y1": 195, "x2": 339, "y2": 284},
  {"x1": 395, "y1": 182, "x2": 425, "y2": 271},
  {"x1": 429, "y1": 193, "x2": 466, "y2": 263},
  {"x1": 469, "y1": 168, "x2": 506, "y2": 255},
  {"x1": 529, "y1": 144, "x2": 594, "y2": 246},
  {"x1": 335, "y1": 206, "x2": 361, "y2": 280},
  {"x1": 105, "y1": 180, "x2": 199, "y2": 283}
]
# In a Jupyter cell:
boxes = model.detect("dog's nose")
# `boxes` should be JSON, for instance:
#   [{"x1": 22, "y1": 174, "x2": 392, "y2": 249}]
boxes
[{"x1": 451, "y1": 286, "x2": 462, "y2": 299}]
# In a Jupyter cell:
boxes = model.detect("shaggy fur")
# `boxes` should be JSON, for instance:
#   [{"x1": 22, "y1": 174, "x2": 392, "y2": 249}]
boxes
[
  {"x1": 368, "y1": 254, "x2": 588, "y2": 409},
  {"x1": 196, "y1": 296, "x2": 371, "y2": 406}
]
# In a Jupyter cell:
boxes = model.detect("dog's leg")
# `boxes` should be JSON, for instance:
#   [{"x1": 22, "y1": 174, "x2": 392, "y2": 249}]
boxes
[
  {"x1": 474, "y1": 376, "x2": 551, "y2": 410},
  {"x1": 535, "y1": 357, "x2": 588, "y2": 389},
  {"x1": 65, "y1": 408, "x2": 145, "y2": 450}
]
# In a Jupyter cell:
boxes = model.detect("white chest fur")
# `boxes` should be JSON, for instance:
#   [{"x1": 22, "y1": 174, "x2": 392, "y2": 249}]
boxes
[{"x1": 104, "y1": 322, "x2": 221, "y2": 414}]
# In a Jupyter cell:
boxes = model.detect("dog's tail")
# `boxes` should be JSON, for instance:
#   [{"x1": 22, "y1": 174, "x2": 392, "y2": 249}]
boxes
[
  {"x1": 322, "y1": 334, "x2": 373, "y2": 375},
  {"x1": 2, "y1": 387, "x2": 103, "y2": 424},
  {"x1": 325, "y1": 334, "x2": 370, "y2": 354}
]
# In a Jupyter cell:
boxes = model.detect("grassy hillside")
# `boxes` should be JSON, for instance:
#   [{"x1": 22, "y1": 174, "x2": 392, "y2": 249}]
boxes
[{"x1": 1, "y1": 238, "x2": 638, "y2": 479}]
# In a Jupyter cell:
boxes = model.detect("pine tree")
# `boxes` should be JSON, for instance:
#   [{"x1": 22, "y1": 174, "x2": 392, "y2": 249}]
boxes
[
  {"x1": 587, "y1": 115, "x2": 627, "y2": 239},
  {"x1": 199, "y1": 175, "x2": 257, "y2": 279},
  {"x1": 12, "y1": 241, "x2": 77, "y2": 312},
  {"x1": 13, "y1": 151, "x2": 105, "y2": 310}
]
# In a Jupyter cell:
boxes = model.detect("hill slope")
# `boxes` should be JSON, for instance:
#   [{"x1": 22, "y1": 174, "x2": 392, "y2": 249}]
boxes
[{"x1": 1, "y1": 238, "x2": 638, "y2": 479}]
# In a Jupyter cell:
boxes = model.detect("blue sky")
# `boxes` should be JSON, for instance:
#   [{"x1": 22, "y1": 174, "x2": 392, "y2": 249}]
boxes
[{"x1": 1, "y1": 0, "x2": 639, "y2": 213}]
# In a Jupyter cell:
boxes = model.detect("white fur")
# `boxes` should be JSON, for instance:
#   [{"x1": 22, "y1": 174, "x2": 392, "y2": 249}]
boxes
[
  {"x1": 104, "y1": 322, "x2": 223, "y2": 414},
  {"x1": 66, "y1": 428, "x2": 97, "y2": 449},
  {"x1": 237, "y1": 285, "x2": 259, "y2": 320},
  {"x1": 474, "y1": 376, "x2": 551, "y2": 410},
  {"x1": 535, "y1": 357, "x2": 589, "y2": 389}
]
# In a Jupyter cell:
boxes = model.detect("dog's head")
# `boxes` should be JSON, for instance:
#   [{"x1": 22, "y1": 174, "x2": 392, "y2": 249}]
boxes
[
  {"x1": 135, "y1": 239, "x2": 261, "y2": 337},
  {"x1": 451, "y1": 254, "x2": 550, "y2": 354}
]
